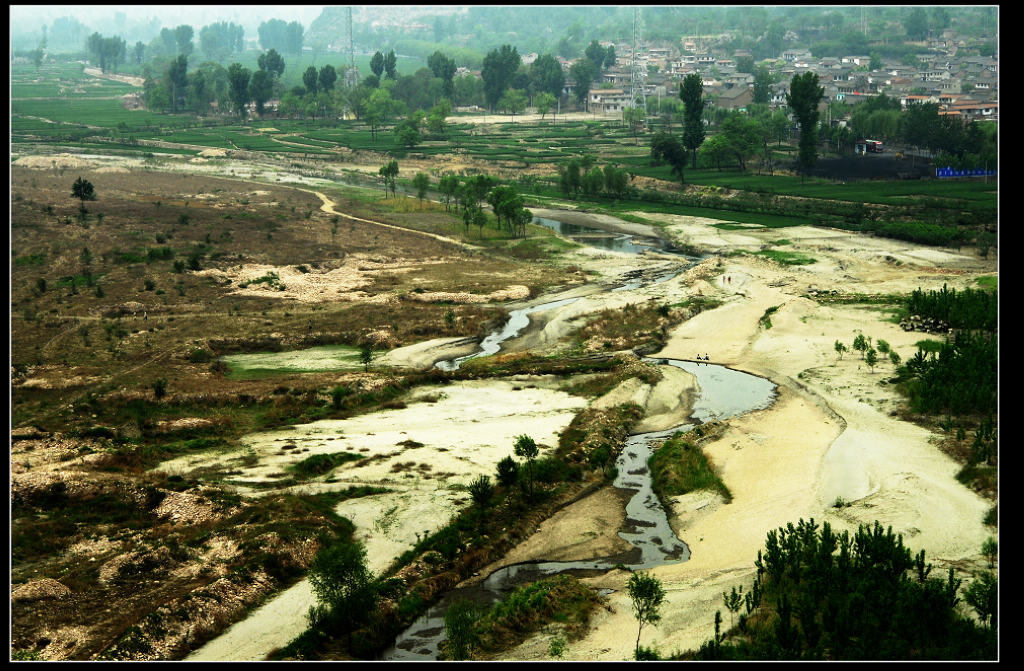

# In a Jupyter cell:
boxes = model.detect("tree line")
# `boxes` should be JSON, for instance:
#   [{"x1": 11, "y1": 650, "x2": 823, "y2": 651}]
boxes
[{"x1": 694, "y1": 518, "x2": 996, "y2": 660}]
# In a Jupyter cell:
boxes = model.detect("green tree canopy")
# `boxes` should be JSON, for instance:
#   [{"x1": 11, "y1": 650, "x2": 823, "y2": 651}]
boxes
[
  {"x1": 680, "y1": 73, "x2": 706, "y2": 168},
  {"x1": 786, "y1": 71, "x2": 824, "y2": 175},
  {"x1": 482, "y1": 44, "x2": 521, "y2": 111}
]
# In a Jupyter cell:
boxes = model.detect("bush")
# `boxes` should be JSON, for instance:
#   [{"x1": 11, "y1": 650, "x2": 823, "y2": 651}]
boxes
[{"x1": 188, "y1": 348, "x2": 212, "y2": 363}]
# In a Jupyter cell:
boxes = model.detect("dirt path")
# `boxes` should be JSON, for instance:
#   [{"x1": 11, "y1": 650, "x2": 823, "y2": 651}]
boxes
[{"x1": 296, "y1": 187, "x2": 476, "y2": 252}]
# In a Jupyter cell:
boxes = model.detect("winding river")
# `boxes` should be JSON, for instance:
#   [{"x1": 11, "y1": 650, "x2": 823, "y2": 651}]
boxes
[
  {"x1": 382, "y1": 359, "x2": 777, "y2": 660},
  {"x1": 192, "y1": 211, "x2": 775, "y2": 661},
  {"x1": 383, "y1": 211, "x2": 775, "y2": 659}
]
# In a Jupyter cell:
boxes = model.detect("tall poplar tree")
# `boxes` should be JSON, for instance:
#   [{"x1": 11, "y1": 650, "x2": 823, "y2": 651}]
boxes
[
  {"x1": 680, "y1": 73, "x2": 706, "y2": 168},
  {"x1": 786, "y1": 71, "x2": 825, "y2": 178}
]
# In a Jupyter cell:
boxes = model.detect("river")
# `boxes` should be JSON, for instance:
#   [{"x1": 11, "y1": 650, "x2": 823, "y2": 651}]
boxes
[{"x1": 381, "y1": 358, "x2": 777, "y2": 660}]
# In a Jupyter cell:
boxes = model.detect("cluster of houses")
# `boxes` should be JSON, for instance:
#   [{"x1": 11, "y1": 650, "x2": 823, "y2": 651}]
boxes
[{"x1": 548, "y1": 31, "x2": 997, "y2": 123}]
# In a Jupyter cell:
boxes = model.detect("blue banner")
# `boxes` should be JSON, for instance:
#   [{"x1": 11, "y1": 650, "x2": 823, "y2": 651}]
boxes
[{"x1": 936, "y1": 166, "x2": 996, "y2": 178}]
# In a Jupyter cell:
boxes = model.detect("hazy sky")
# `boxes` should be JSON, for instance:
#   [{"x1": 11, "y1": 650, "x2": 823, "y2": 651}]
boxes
[{"x1": 10, "y1": 5, "x2": 327, "y2": 32}]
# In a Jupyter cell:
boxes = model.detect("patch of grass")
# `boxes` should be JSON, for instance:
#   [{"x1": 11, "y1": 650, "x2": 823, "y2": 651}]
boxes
[
  {"x1": 975, "y1": 275, "x2": 997, "y2": 290},
  {"x1": 711, "y1": 223, "x2": 764, "y2": 231},
  {"x1": 648, "y1": 424, "x2": 731, "y2": 503},
  {"x1": 751, "y1": 250, "x2": 816, "y2": 266},
  {"x1": 445, "y1": 574, "x2": 605, "y2": 659},
  {"x1": 286, "y1": 452, "x2": 364, "y2": 479},
  {"x1": 759, "y1": 305, "x2": 781, "y2": 330}
]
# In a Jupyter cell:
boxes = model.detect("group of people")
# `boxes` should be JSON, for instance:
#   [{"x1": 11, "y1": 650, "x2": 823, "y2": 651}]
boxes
[{"x1": 696, "y1": 353, "x2": 710, "y2": 361}]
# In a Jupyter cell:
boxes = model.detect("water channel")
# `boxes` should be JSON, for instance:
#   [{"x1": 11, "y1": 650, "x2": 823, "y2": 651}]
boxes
[
  {"x1": 382, "y1": 359, "x2": 777, "y2": 660},
  {"x1": 386, "y1": 213, "x2": 774, "y2": 659}
]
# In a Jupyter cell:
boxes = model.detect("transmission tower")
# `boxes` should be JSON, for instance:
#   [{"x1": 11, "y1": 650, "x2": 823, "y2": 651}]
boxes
[
  {"x1": 629, "y1": 7, "x2": 647, "y2": 112},
  {"x1": 344, "y1": 6, "x2": 359, "y2": 88}
]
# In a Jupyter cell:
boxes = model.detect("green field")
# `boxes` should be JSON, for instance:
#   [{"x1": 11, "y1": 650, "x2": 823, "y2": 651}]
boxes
[
  {"x1": 11, "y1": 58, "x2": 997, "y2": 237},
  {"x1": 221, "y1": 344, "x2": 365, "y2": 380}
]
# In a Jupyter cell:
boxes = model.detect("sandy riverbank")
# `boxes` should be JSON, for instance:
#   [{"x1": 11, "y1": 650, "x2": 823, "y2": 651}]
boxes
[{"x1": 483, "y1": 214, "x2": 995, "y2": 660}]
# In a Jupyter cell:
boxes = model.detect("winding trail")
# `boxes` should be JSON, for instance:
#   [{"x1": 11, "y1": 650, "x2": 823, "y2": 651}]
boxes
[{"x1": 294, "y1": 187, "x2": 476, "y2": 251}]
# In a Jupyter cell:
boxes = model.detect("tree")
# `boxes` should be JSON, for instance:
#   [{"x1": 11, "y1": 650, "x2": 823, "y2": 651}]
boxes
[
  {"x1": 427, "y1": 50, "x2": 457, "y2": 99},
  {"x1": 307, "y1": 541, "x2": 377, "y2": 649},
  {"x1": 257, "y1": 48, "x2": 285, "y2": 79},
  {"x1": 227, "y1": 63, "x2": 252, "y2": 118},
  {"x1": 753, "y1": 66, "x2": 773, "y2": 105},
  {"x1": 318, "y1": 64, "x2": 338, "y2": 93},
  {"x1": 530, "y1": 54, "x2": 565, "y2": 99},
  {"x1": 395, "y1": 111, "x2": 424, "y2": 148},
  {"x1": 412, "y1": 172, "x2": 430, "y2": 206},
  {"x1": 889, "y1": 350, "x2": 901, "y2": 368},
  {"x1": 558, "y1": 158, "x2": 582, "y2": 197},
  {"x1": 468, "y1": 474, "x2": 494, "y2": 527},
  {"x1": 201, "y1": 21, "x2": 244, "y2": 62},
  {"x1": 151, "y1": 377, "x2": 168, "y2": 400},
  {"x1": 627, "y1": 571, "x2": 666, "y2": 656},
  {"x1": 482, "y1": 44, "x2": 521, "y2": 112},
  {"x1": 680, "y1": 73, "x2": 706, "y2": 168},
  {"x1": 650, "y1": 131, "x2": 688, "y2": 184},
  {"x1": 71, "y1": 177, "x2": 96, "y2": 212},
  {"x1": 438, "y1": 173, "x2": 460, "y2": 211},
  {"x1": 249, "y1": 69, "x2": 273, "y2": 117},
  {"x1": 535, "y1": 91, "x2": 556, "y2": 120},
  {"x1": 865, "y1": 347, "x2": 878, "y2": 372},
  {"x1": 786, "y1": 72, "x2": 824, "y2": 178},
  {"x1": 603, "y1": 164, "x2": 629, "y2": 198},
  {"x1": 834, "y1": 340, "x2": 848, "y2": 360},
  {"x1": 719, "y1": 114, "x2": 767, "y2": 173},
  {"x1": 852, "y1": 333, "x2": 868, "y2": 359},
  {"x1": 496, "y1": 454, "x2": 520, "y2": 490},
  {"x1": 370, "y1": 50, "x2": 385, "y2": 78},
  {"x1": 378, "y1": 160, "x2": 399, "y2": 198},
  {"x1": 623, "y1": 105, "x2": 646, "y2": 145},
  {"x1": 569, "y1": 58, "x2": 598, "y2": 110},
  {"x1": 359, "y1": 344, "x2": 375, "y2": 370},
  {"x1": 166, "y1": 54, "x2": 189, "y2": 113},
  {"x1": 383, "y1": 49, "x2": 398, "y2": 80},
  {"x1": 303, "y1": 65, "x2": 319, "y2": 95},
  {"x1": 513, "y1": 434, "x2": 539, "y2": 499},
  {"x1": 904, "y1": 7, "x2": 929, "y2": 41},
  {"x1": 700, "y1": 133, "x2": 732, "y2": 171},
  {"x1": 427, "y1": 99, "x2": 451, "y2": 137},
  {"x1": 981, "y1": 537, "x2": 997, "y2": 569},
  {"x1": 173, "y1": 24, "x2": 194, "y2": 57},
  {"x1": 498, "y1": 88, "x2": 528, "y2": 120},
  {"x1": 963, "y1": 572, "x2": 997, "y2": 629},
  {"x1": 585, "y1": 40, "x2": 609, "y2": 70}
]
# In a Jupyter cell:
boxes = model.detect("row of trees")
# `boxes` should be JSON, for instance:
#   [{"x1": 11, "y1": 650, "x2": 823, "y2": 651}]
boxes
[
  {"x1": 557, "y1": 157, "x2": 631, "y2": 199},
  {"x1": 905, "y1": 284, "x2": 997, "y2": 333},
  {"x1": 143, "y1": 51, "x2": 289, "y2": 117},
  {"x1": 256, "y1": 19, "x2": 304, "y2": 56},
  {"x1": 85, "y1": 32, "x2": 127, "y2": 73}
]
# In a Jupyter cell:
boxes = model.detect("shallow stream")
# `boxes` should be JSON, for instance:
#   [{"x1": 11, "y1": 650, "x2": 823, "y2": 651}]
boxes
[{"x1": 381, "y1": 358, "x2": 776, "y2": 659}]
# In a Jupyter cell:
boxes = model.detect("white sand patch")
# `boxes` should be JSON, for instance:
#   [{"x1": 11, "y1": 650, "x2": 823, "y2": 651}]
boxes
[
  {"x1": 185, "y1": 379, "x2": 587, "y2": 661},
  {"x1": 380, "y1": 336, "x2": 480, "y2": 369},
  {"x1": 406, "y1": 284, "x2": 530, "y2": 304},
  {"x1": 12, "y1": 153, "x2": 97, "y2": 170},
  {"x1": 155, "y1": 380, "x2": 587, "y2": 487},
  {"x1": 198, "y1": 148, "x2": 228, "y2": 158},
  {"x1": 191, "y1": 256, "x2": 447, "y2": 304}
]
